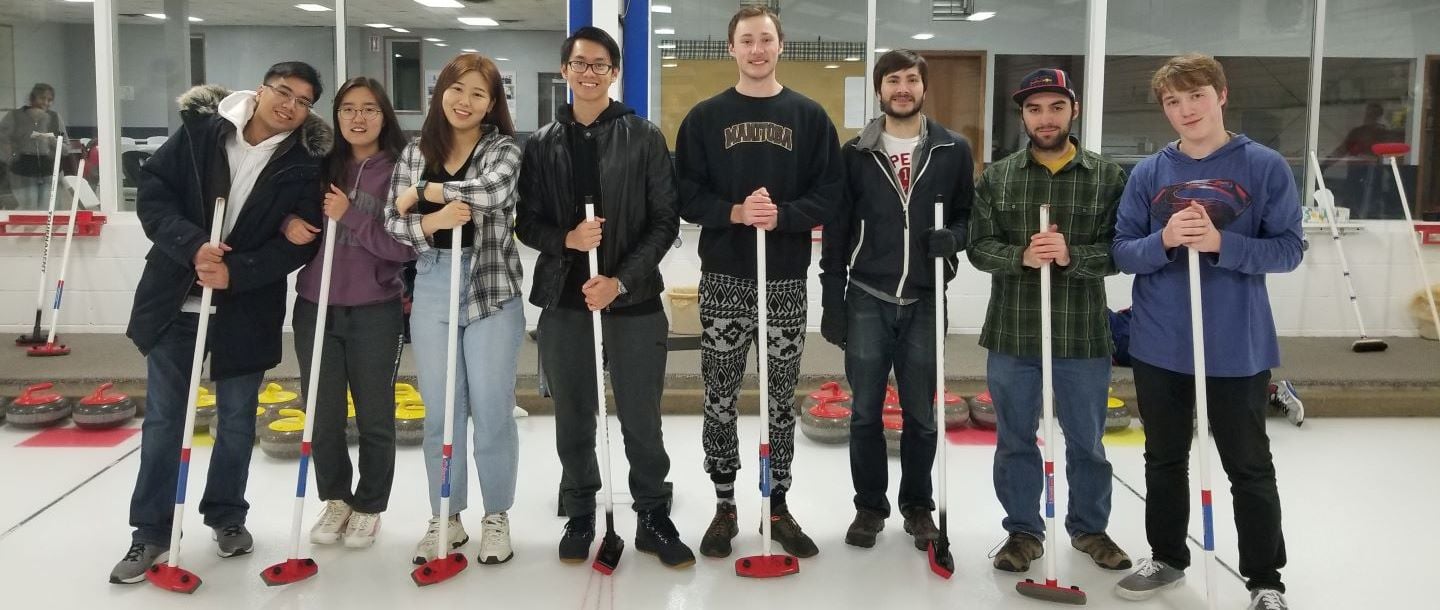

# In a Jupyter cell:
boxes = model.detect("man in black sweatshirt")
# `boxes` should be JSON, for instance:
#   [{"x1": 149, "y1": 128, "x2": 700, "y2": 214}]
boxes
[{"x1": 676, "y1": 5, "x2": 843, "y2": 560}]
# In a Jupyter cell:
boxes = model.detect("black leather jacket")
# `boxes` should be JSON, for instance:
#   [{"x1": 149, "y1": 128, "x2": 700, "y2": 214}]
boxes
[{"x1": 516, "y1": 101, "x2": 679, "y2": 309}]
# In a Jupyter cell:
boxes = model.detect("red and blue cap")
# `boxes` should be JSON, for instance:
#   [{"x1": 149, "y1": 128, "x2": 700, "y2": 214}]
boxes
[{"x1": 1012, "y1": 68, "x2": 1077, "y2": 106}]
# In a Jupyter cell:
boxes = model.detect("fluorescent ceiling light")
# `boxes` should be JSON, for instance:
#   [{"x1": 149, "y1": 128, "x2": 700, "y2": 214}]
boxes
[
  {"x1": 843, "y1": 57, "x2": 860, "y2": 62},
  {"x1": 462, "y1": 48, "x2": 478, "y2": 53},
  {"x1": 434, "y1": 43, "x2": 448, "y2": 47},
  {"x1": 188, "y1": 16, "x2": 203, "y2": 22},
  {"x1": 366, "y1": 23, "x2": 394, "y2": 28},
  {"x1": 294, "y1": 3, "x2": 331, "y2": 11},
  {"x1": 652, "y1": 5, "x2": 672, "y2": 13},
  {"x1": 457, "y1": 17, "x2": 499, "y2": 26},
  {"x1": 825, "y1": 64, "x2": 839, "y2": 69},
  {"x1": 391, "y1": 27, "x2": 410, "y2": 32},
  {"x1": 496, "y1": 57, "x2": 510, "y2": 61},
  {"x1": 423, "y1": 37, "x2": 443, "y2": 42},
  {"x1": 654, "y1": 27, "x2": 675, "y2": 35},
  {"x1": 968, "y1": 11, "x2": 996, "y2": 21},
  {"x1": 414, "y1": 0, "x2": 464, "y2": 7},
  {"x1": 662, "y1": 63, "x2": 678, "y2": 68},
  {"x1": 657, "y1": 43, "x2": 676, "y2": 49},
  {"x1": 394, "y1": 54, "x2": 402, "y2": 58},
  {"x1": 662, "y1": 55, "x2": 677, "y2": 60},
  {"x1": 875, "y1": 48, "x2": 891, "y2": 53},
  {"x1": 144, "y1": 13, "x2": 166, "y2": 19},
  {"x1": 912, "y1": 33, "x2": 935, "y2": 40}
]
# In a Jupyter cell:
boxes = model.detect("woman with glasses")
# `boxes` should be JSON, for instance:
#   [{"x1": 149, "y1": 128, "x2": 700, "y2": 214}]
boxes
[
  {"x1": 282, "y1": 77, "x2": 414, "y2": 549},
  {"x1": 384, "y1": 53, "x2": 525, "y2": 567},
  {"x1": 0, "y1": 83, "x2": 66, "y2": 210}
]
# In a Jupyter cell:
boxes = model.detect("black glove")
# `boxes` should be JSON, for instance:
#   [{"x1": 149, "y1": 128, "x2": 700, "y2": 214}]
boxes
[
  {"x1": 927, "y1": 227, "x2": 959, "y2": 258},
  {"x1": 820, "y1": 307, "x2": 847, "y2": 349}
]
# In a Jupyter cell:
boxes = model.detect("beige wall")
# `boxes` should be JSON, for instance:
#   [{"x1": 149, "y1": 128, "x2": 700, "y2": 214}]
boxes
[{"x1": 660, "y1": 59, "x2": 866, "y2": 149}]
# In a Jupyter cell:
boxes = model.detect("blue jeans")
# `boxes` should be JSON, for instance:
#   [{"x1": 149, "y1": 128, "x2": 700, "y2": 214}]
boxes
[
  {"x1": 845, "y1": 288, "x2": 937, "y2": 516},
  {"x1": 130, "y1": 313, "x2": 264, "y2": 546},
  {"x1": 987, "y1": 350, "x2": 1112, "y2": 539},
  {"x1": 411, "y1": 248, "x2": 523, "y2": 516}
]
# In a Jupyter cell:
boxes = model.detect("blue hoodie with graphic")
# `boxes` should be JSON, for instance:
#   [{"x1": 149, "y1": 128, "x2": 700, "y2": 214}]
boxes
[{"x1": 1112, "y1": 134, "x2": 1303, "y2": 377}]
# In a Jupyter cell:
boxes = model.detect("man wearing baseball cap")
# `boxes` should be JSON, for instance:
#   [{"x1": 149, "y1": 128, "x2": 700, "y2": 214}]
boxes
[{"x1": 968, "y1": 68, "x2": 1132, "y2": 573}]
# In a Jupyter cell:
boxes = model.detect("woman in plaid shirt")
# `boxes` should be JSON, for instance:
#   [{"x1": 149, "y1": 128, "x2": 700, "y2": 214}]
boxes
[{"x1": 383, "y1": 53, "x2": 526, "y2": 568}]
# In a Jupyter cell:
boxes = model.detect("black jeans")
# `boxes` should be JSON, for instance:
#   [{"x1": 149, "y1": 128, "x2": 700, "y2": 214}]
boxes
[
  {"x1": 293, "y1": 298, "x2": 403, "y2": 514},
  {"x1": 1133, "y1": 358, "x2": 1287, "y2": 593},
  {"x1": 845, "y1": 288, "x2": 937, "y2": 516},
  {"x1": 538, "y1": 307, "x2": 673, "y2": 516}
]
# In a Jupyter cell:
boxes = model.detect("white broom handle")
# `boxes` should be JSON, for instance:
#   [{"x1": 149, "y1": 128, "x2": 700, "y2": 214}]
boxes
[
  {"x1": 1308, "y1": 152, "x2": 1370, "y2": 337},
  {"x1": 31, "y1": 135, "x2": 66, "y2": 313},
  {"x1": 1386, "y1": 157, "x2": 1440, "y2": 338},
  {"x1": 169, "y1": 197, "x2": 226, "y2": 567},
  {"x1": 1039, "y1": 205, "x2": 1057, "y2": 584},
  {"x1": 288, "y1": 215, "x2": 337, "y2": 561},
  {"x1": 44, "y1": 157, "x2": 88, "y2": 344},
  {"x1": 585, "y1": 203, "x2": 614, "y2": 512},
  {"x1": 1188, "y1": 244, "x2": 1217, "y2": 610},
  {"x1": 438, "y1": 228, "x2": 462, "y2": 557},
  {"x1": 933, "y1": 198, "x2": 946, "y2": 514},
  {"x1": 757, "y1": 225, "x2": 771, "y2": 557}
]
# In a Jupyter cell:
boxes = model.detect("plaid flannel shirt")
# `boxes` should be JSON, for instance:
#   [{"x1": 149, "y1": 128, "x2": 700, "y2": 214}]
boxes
[
  {"x1": 966, "y1": 142, "x2": 1127, "y2": 359},
  {"x1": 384, "y1": 127, "x2": 524, "y2": 323}
]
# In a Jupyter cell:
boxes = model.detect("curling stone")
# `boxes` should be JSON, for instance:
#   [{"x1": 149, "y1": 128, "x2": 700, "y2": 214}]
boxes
[
  {"x1": 260, "y1": 416, "x2": 305, "y2": 459},
  {"x1": 801, "y1": 381, "x2": 851, "y2": 415},
  {"x1": 395, "y1": 382, "x2": 423, "y2": 408},
  {"x1": 800, "y1": 398, "x2": 851, "y2": 444},
  {"x1": 259, "y1": 382, "x2": 302, "y2": 412},
  {"x1": 883, "y1": 385, "x2": 901, "y2": 417},
  {"x1": 194, "y1": 386, "x2": 217, "y2": 436},
  {"x1": 395, "y1": 403, "x2": 425, "y2": 446},
  {"x1": 345, "y1": 398, "x2": 359, "y2": 446},
  {"x1": 883, "y1": 412, "x2": 904, "y2": 456},
  {"x1": 969, "y1": 390, "x2": 996, "y2": 429},
  {"x1": 74, "y1": 382, "x2": 137, "y2": 430},
  {"x1": 942, "y1": 390, "x2": 969, "y2": 429},
  {"x1": 6, "y1": 382, "x2": 73, "y2": 428},
  {"x1": 1106, "y1": 396, "x2": 1132, "y2": 432}
]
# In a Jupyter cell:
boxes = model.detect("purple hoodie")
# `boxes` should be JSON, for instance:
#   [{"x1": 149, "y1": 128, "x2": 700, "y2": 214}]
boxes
[{"x1": 296, "y1": 151, "x2": 416, "y2": 306}]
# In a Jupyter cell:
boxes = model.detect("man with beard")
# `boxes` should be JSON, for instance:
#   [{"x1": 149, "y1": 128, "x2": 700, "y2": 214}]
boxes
[
  {"x1": 967, "y1": 68, "x2": 1131, "y2": 573},
  {"x1": 818, "y1": 49, "x2": 973, "y2": 550}
]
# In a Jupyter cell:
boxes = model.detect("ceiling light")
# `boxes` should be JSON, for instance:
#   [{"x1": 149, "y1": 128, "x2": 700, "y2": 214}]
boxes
[
  {"x1": 144, "y1": 13, "x2": 166, "y2": 19},
  {"x1": 843, "y1": 57, "x2": 860, "y2": 62},
  {"x1": 655, "y1": 27, "x2": 675, "y2": 35},
  {"x1": 457, "y1": 17, "x2": 499, "y2": 26},
  {"x1": 423, "y1": 37, "x2": 443, "y2": 42},
  {"x1": 875, "y1": 48, "x2": 891, "y2": 53},
  {"x1": 434, "y1": 43, "x2": 448, "y2": 47},
  {"x1": 967, "y1": 11, "x2": 996, "y2": 21},
  {"x1": 462, "y1": 48, "x2": 478, "y2": 52},
  {"x1": 294, "y1": 3, "x2": 331, "y2": 11},
  {"x1": 414, "y1": 0, "x2": 464, "y2": 7},
  {"x1": 912, "y1": 33, "x2": 934, "y2": 40},
  {"x1": 366, "y1": 23, "x2": 394, "y2": 28},
  {"x1": 657, "y1": 43, "x2": 676, "y2": 49},
  {"x1": 825, "y1": 64, "x2": 839, "y2": 69},
  {"x1": 391, "y1": 27, "x2": 409, "y2": 32},
  {"x1": 652, "y1": 5, "x2": 672, "y2": 13},
  {"x1": 496, "y1": 57, "x2": 510, "y2": 61},
  {"x1": 662, "y1": 63, "x2": 678, "y2": 68},
  {"x1": 188, "y1": 16, "x2": 202, "y2": 22},
  {"x1": 394, "y1": 54, "x2": 402, "y2": 58},
  {"x1": 662, "y1": 55, "x2": 677, "y2": 60}
]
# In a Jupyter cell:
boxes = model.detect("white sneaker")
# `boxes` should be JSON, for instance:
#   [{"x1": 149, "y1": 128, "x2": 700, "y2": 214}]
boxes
[
  {"x1": 412, "y1": 514, "x2": 469, "y2": 565},
  {"x1": 1248, "y1": 588, "x2": 1289, "y2": 610},
  {"x1": 1273, "y1": 380, "x2": 1304, "y2": 427},
  {"x1": 343, "y1": 511, "x2": 381, "y2": 549},
  {"x1": 309, "y1": 500, "x2": 352, "y2": 545},
  {"x1": 477, "y1": 512, "x2": 514, "y2": 565}
]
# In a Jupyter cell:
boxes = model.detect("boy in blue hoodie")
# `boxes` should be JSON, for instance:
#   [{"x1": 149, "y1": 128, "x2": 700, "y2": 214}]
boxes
[{"x1": 1112, "y1": 54, "x2": 1301, "y2": 610}]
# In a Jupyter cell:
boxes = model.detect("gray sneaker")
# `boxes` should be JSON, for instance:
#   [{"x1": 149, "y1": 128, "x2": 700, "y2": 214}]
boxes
[
  {"x1": 1248, "y1": 589, "x2": 1289, "y2": 610},
  {"x1": 213, "y1": 524, "x2": 254, "y2": 558},
  {"x1": 1115, "y1": 558, "x2": 1185, "y2": 600},
  {"x1": 109, "y1": 542, "x2": 168, "y2": 584},
  {"x1": 1272, "y1": 380, "x2": 1304, "y2": 427}
]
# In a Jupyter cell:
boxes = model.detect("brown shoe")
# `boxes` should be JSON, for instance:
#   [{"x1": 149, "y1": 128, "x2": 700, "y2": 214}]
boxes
[
  {"x1": 991, "y1": 532, "x2": 1043, "y2": 572},
  {"x1": 844, "y1": 508, "x2": 886, "y2": 548},
  {"x1": 698, "y1": 503, "x2": 738, "y2": 558},
  {"x1": 1071, "y1": 532, "x2": 1132, "y2": 570},
  {"x1": 901, "y1": 507, "x2": 939, "y2": 551},
  {"x1": 765, "y1": 506, "x2": 819, "y2": 558}
]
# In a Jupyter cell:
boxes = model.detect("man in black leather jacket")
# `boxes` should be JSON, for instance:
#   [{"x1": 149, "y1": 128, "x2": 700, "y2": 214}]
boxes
[{"x1": 515, "y1": 26, "x2": 691, "y2": 568}]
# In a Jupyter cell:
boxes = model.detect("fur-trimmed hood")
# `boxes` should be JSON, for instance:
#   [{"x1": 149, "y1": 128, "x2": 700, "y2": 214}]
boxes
[{"x1": 175, "y1": 84, "x2": 332, "y2": 158}]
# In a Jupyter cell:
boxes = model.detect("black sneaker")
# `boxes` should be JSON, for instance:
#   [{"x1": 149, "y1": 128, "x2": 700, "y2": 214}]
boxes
[
  {"x1": 844, "y1": 508, "x2": 886, "y2": 548},
  {"x1": 767, "y1": 506, "x2": 819, "y2": 558},
  {"x1": 901, "y1": 507, "x2": 940, "y2": 551},
  {"x1": 213, "y1": 524, "x2": 253, "y2": 558},
  {"x1": 698, "y1": 503, "x2": 738, "y2": 558},
  {"x1": 558, "y1": 513, "x2": 595, "y2": 563},
  {"x1": 635, "y1": 510, "x2": 695, "y2": 568}
]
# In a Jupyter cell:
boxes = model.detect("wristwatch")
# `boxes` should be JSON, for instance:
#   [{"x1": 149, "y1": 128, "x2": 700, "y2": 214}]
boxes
[
  {"x1": 617, "y1": 280, "x2": 628, "y2": 296},
  {"x1": 415, "y1": 179, "x2": 429, "y2": 202}
]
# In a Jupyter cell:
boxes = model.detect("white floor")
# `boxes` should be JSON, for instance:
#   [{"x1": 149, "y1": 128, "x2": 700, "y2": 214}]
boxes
[{"x1": 0, "y1": 414, "x2": 1433, "y2": 609}]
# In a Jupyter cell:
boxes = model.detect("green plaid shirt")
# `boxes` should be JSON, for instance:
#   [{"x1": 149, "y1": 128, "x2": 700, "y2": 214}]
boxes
[{"x1": 967, "y1": 142, "x2": 1127, "y2": 359}]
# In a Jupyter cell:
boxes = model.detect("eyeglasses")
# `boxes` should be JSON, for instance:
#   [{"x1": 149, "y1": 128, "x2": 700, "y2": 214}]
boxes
[
  {"x1": 263, "y1": 83, "x2": 315, "y2": 111},
  {"x1": 566, "y1": 61, "x2": 614, "y2": 76},
  {"x1": 339, "y1": 107, "x2": 382, "y2": 120}
]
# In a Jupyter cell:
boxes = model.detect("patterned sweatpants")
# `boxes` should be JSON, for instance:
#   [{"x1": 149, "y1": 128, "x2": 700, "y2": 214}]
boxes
[{"x1": 699, "y1": 272, "x2": 807, "y2": 494}]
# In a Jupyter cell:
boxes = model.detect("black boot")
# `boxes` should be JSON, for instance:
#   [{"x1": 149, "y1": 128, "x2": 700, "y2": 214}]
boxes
[{"x1": 636, "y1": 510, "x2": 695, "y2": 568}]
